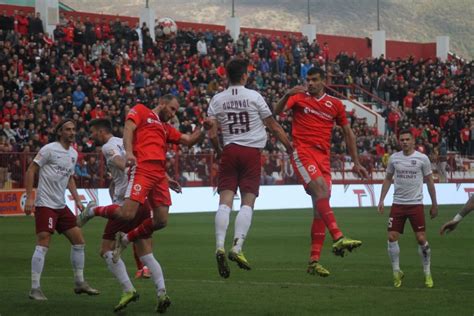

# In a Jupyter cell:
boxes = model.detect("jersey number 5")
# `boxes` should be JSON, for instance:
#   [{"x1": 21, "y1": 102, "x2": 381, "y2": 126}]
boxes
[{"x1": 227, "y1": 112, "x2": 250, "y2": 135}]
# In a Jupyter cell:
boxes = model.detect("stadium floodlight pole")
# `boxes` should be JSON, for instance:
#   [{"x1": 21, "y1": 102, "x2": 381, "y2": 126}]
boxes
[
  {"x1": 231, "y1": 0, "x2": 235, "y2": 18},
  {"x1": 146, "y1": 0, "x2": 149, "y2": 9},
  {"x1": 377, "y1": 0, "x2": 380, "y2": 30},
  {"x1": 307, "y1": 0, "x2": 311, "y2": 24}
]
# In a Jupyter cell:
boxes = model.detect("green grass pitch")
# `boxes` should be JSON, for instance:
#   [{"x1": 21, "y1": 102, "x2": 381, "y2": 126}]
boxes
[{"x1": 0, "y1": 206, "x2": 473, "y2": 315}]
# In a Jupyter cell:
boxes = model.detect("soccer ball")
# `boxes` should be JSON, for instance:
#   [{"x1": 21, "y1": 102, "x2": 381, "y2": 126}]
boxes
[{"x1": 155, "y1": 17, "x2": 178, "y2": 41}]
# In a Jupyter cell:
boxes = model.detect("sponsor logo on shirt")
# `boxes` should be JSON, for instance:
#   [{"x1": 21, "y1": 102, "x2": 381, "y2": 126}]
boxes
[
  {"x1": 303, "y1": 107, "x2": 333, "y2": 121},
  {"x1": 147, "y1": 118, "x2": 161, "y2": 125},
  {"x1": 308, "y1": 165, "x2": 317, "y2": 174}
]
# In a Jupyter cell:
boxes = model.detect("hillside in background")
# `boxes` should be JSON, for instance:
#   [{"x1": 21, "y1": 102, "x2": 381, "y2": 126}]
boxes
[{"x1": 63, "y1": 0, "x2": 473, "y2": 59}]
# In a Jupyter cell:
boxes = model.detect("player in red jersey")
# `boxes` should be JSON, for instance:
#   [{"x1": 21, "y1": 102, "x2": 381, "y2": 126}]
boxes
[
  {"x1": 275, "y1": 67, "x2": 368, "y2": 277},
  {"x1": 78, "y1": 95, "x2": 203, "y2": 313}
]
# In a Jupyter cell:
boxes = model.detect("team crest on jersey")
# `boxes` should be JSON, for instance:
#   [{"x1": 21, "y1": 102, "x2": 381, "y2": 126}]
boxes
[
  {"x1": 72, "y1": 157, "x2": 76, "y2": 164},
  {"x1": 133, "y1": 184, "x2": 142, "y2": 192},
  {"x1": 324, "y1": 101, "x2": 333, "y2": 108},
  {"x1": 411, "y1": 160, "x2": 417, "y2": 165},
  {"x1": 308, "y1": 165, "x2": 317, "y2": 174}
]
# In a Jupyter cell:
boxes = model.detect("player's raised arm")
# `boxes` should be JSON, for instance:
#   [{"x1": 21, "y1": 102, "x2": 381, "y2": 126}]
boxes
[
  {"x1": 378, "y1": 172, "x2": 394, "y2": 214},
  {"x1": 263, "y1": 116, "x2": 293, "y2": 154},
  {"x1": 341, "y1": 124, "x2": 368, "y2": 179},
  {"x1": 179, "y1": 125, "x2": 205, "y2": 147},
  {"x1": 274, "y1": 86, "x2": 306, "y2": 115},
  {"x1": 123, "y1": 119, "x2": 137, "y2": 167},
  {"x1": 24, "y1": 161, "x2": 39, "y2": 215},
  {"x1": 68, "y1": 176, "x2": 84, "y2": 212}
]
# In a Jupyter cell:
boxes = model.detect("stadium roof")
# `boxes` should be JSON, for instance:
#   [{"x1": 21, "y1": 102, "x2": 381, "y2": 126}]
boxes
[{"x1": 0, "y1": 0, "x2": 75, "y2": 11}]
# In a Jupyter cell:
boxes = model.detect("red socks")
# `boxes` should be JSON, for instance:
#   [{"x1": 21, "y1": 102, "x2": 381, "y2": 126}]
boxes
[
  {"x1": 315, "y1": 198, "x2": 343, "y2": 241},
  {"x1": 133, "y1": 243, "x2": 144, "y2": 270},
  {"x1": 93, "y1": 204, "x2": 119, "y2": 219},
  {"x1": 126, "y1": 218, "x2": 154, "y2": 243},
  {"x1": 310, "y1": 218, "x2": 326, "y2": 262}
]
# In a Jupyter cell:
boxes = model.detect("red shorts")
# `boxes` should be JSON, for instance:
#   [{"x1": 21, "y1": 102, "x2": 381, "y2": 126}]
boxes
[
  {"x1": 291, "y1": 147, "x2": 331, "y2": 189},
  {"x1": 125, "y1": 161, "x2": 171, "y2": 208},
  {"x1": 218, "y1": 143, "x2": 261, "y2": 196},
  {"x1": 35, "y1": 206, "x2": 77, "y2": 235},
  {"x1": 102, "y1": 200, "x2": 152, "y2": 240},
  {"x1": 388, "y1": 204, "x2": 425, "y2": 234}
]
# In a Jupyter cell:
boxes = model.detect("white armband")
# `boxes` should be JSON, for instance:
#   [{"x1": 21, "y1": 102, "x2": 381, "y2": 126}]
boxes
[{"x1": 453, "y1": 214, "x2": 463, "y2": 222}]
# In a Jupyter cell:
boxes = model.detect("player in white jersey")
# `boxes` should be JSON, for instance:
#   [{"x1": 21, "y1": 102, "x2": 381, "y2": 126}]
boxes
[
  {"x1": 205, "y1": 58, "x2": 293, "y2": 278},
  {"x1": 78, "y1": 119, "x2": 180, "y2": 312},
  {"x1": 378, "y1": 129, "x2": 438, "y2": 288},
  {"x1": 24, "y1": 119, "x2": 99, "y2": 300}
]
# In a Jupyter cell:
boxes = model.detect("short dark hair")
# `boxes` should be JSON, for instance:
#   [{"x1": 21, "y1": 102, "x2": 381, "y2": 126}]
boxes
[
  {"x1": 160, "y1": 94, "x2": 178, "y2": 104},
  {"x1": 54, "y1": 118, "x2": 75, "y2": 140},
  {"x1": 89, "y1": 118, "x2": 112, "y2": 133},
  {"x1": 398, "y1": 129, "x2": 413, "y2": 138},
  {"x1": 307, "y1": 67, "x2": 326, "y2": 79},
  {"x1": 226, "y1": 58, "x2": 248, "y2": 85}
]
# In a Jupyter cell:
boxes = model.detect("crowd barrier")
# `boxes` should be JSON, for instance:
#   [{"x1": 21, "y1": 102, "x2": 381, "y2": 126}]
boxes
[{"x1": 2, "y1": 183, "x2": 471, "y2": 216}]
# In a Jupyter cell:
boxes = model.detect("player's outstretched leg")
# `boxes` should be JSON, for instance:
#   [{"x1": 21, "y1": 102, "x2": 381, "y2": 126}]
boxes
[
  {"x1": 76, "y1": 201, "x2": 97, "y2": 227},
  {"x1": 332, "y1": 237, "x2": 362, "y2": 257},
  {"x1": 216, "y1": 248, "x2": 230, "y2": 278}
]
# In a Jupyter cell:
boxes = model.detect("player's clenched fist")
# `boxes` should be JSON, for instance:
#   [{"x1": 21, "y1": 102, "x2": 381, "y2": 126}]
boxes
[{"x1": 125, "y1": 151, "x2": 136, "y2": 167}]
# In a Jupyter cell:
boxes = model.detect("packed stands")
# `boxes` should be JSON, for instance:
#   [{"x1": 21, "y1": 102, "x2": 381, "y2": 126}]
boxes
[{"x1": 0, "y1": 9, "x2": 472, "y2": 188}]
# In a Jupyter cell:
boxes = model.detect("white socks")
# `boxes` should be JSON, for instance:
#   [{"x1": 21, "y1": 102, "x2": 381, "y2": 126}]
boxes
[
  {"x1": 388, "y1": 240, "x2": 431, "y2": 276},
  {"x1": 103, "y1": 251, "x2": 134, "y2": 292},
  {"x1": 31, "y1": 245, "x2": 48, "y2": 289},
  {"x1": 232, "y1": 205, "x2": 253, "y2": 253},
  {"x1": 418, "y1": 242, "x2": 431, "y2": 275},
  {"x1": 215, "y1": 204, "x2": 231, "y2": 250},
  {"x1": 140, "y1": 253, "x2": 166, "y2": 296},
  {"x1": 71, "y1": 244, "x2": 85, "y2": 285},
  {"x1": 387, "y1": 241, "x2": 400, "y2": 273}
]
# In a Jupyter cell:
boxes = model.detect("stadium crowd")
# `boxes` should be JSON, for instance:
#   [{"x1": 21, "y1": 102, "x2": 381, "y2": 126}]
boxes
[{"x1": 0, "y1": 10, "x2": 472, "y2": 187}]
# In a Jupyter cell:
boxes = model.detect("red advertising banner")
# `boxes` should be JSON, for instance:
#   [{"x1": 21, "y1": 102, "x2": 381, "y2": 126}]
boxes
[{"x1": 0, "y1": 190, "x2": 35, "y2": 216}]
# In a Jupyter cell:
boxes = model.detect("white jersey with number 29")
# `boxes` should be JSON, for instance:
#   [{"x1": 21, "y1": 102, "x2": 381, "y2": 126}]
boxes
[{"x1": 207, "y1": 85, "x2": 272, "y2": 149}]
